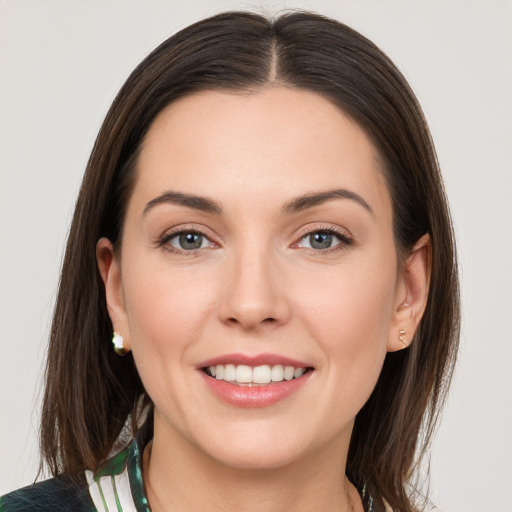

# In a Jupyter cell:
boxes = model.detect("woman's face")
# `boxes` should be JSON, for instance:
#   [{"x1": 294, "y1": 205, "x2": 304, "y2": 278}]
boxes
[{"x1": 100, "y1": 87, "x2": 422, "y2": 470}]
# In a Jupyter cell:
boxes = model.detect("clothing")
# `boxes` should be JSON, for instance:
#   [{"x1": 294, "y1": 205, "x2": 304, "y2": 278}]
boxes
[
  {"x1": 0, "y1": 437, "x2": 149, "y2": 512},
  {"x1": 0, "y1": 436, "x2": 388, "y2": 512}
]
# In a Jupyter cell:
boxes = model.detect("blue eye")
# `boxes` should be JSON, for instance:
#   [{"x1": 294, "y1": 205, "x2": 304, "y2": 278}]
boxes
[
  {"x1": 298, "y1": 230, "x2": 347, "y2": 250},
  {"x1": 168, "y1": 232, "x2": 210, "y2": 251}
]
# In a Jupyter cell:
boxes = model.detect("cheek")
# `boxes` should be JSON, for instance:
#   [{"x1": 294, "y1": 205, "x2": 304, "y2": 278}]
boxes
[
  {"x1": 120, "y1": 257, "x2": 222, "y2": 423},
  {"x1": 121, "y1": 257, "x2": 218, "y2": 363},
  {"x1": 296, "y1": 260, "x2": 396, "y2": 399},
  {"x1": 299, "y1": 259, "x2": 396, "y2": 339}
]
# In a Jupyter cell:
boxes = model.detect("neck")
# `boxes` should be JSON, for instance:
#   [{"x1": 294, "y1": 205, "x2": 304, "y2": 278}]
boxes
[{"x1": 143, "y1": 419, "x2": 362, "y2": 512}]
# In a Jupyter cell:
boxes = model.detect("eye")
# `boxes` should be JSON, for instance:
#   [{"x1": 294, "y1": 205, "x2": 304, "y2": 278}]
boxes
[
  {"x1": 297, "y1": 229, "x2": 351, "y2": 251},
  {"x1": 167, "y1": 231, "x2": 211, "y2": 251}
]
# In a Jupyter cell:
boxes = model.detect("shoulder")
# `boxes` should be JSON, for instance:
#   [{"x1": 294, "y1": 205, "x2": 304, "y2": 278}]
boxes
[{"x1": 0, "y1": 472, "x2": 95, "y2": 512}]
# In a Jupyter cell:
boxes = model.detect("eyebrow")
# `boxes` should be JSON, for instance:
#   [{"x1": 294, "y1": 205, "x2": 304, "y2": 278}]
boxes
[
  {"x1": 143, "y1": 188, "x2": 373, "y2": 217},
  {"x1": 281, "y1": 189, "x2": 373, "y2": 216},
  {"x1": 144, "y1": 191, "x2": 222, "y2": 215}
]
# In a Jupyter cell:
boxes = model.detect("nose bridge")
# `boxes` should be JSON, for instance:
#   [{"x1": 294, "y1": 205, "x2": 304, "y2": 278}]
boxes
[{"x1": 219, "y1": 237, "x2": 290, "y2": 329}]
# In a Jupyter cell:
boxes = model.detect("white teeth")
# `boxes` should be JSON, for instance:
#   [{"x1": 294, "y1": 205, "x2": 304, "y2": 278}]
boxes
[
  {"x1": 271, "y1": 365, "x2": 284, "y2": 381},
  {"x1": 294, "y1": 367, "x2": 305, "y2": 378},
  {"x1": 224, "y1": 364, "x2": 236, "y2": 382},
  {"x1": 235, "y1": 365, "x2": 253, "y2": 383},
  {"x1": 253, "y1": 365, "x2": 272, "y2": 384},
  {"x1": 284, "y1": 366, "x2": 295, "y2": 381},
  {"x1": 206, "y1": 363, "x2": 308, "y2": 384}
]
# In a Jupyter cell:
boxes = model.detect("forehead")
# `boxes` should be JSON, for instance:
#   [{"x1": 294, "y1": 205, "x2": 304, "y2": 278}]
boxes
[{"x1": 132, "y1": 87, "x2": 390, "y2": 217}]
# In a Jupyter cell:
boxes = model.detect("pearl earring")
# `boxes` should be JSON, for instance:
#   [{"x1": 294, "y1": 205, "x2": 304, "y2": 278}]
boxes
[{"x1": 112, "y1": 331, "x2": 129, "y2": 356}]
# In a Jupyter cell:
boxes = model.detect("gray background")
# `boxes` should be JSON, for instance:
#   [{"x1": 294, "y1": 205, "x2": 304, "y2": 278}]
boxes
[{"x1": 1, "y1": 1, "x2": 511, "y2": 511}]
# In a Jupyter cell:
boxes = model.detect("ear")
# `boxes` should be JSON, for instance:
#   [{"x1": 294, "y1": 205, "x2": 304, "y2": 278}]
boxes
[
  {"x1": 96, "y1": 237, "x2": 131, "y2": 352},
  {"x1": 387, "y1": 234, "x2": 431, "y2": 352}
]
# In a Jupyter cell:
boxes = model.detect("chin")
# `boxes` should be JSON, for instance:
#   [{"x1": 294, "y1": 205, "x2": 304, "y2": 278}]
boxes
[
  {"x1": 207, "y1": 444, "x2": 305, "y2": 471},
  {"x1": 192, "y1": 423, "x2": 328, "y2": 472}
]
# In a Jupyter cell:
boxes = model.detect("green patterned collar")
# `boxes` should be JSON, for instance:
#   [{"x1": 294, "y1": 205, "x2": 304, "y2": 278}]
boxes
[{"x1": 86, "y1": 436, "x2": 150, "y2": 512}]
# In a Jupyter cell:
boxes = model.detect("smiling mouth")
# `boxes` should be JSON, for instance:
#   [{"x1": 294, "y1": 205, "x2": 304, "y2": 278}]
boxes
[{"x1": 203, "y1": 364, "x2": 314, "y2": 386}]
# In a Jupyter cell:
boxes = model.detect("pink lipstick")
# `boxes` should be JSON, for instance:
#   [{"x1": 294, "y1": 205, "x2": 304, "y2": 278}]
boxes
[{"x1": 197, "y1": 353, "x2": 313, "y2": 408}]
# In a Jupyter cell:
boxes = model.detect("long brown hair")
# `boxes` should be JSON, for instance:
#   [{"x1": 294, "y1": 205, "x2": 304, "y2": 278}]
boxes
[{"x1": 40, "y1": 11, "x2": 459, "y2": 512}]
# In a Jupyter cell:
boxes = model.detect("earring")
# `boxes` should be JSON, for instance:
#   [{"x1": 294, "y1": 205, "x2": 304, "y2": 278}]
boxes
[
  {"x1": 398, "y1": 329, "x2": 408, "y2": 347},
  {"x1": 112, "y1": 331, "x2": 129, "y2": 356}
]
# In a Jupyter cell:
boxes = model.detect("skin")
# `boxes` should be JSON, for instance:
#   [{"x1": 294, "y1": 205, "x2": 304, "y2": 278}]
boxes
[{"x1": 97, "y1": 87, "x2": 430, "y2": 512}]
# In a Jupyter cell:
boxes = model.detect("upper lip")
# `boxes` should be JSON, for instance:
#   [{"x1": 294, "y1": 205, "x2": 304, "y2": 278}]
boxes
[{"x1": 197, "y1": 353, "x2": 313, "y2": 369}]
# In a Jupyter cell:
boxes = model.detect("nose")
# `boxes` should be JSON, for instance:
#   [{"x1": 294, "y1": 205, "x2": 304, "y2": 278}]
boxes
[{"x1": 218, "y1": 246, "x2": 291, "y2": 331}]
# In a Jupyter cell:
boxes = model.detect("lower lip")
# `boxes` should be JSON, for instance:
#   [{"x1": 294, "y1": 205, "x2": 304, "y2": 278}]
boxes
[{"x1": 200, "y1": 371, "x2": 312, "y2": 408}]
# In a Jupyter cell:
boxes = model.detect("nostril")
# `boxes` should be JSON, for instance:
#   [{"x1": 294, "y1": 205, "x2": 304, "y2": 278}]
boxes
[{"x1": 226, "y1": 316, "x2": 277, "y2": 327}]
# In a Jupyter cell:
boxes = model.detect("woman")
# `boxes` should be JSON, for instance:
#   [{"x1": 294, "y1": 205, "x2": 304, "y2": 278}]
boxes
[{"x1": 0, "y1": 10, "x2": 459, "y2": 512}]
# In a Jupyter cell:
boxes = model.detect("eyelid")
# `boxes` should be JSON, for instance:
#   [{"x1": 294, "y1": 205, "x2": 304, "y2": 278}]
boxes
[
  {"x1": 157, "y1": 224, "x2": 219, "y2": 253},
  {"x1": 155, "y1": 222, "x2": 353, "y2": 255},
  {"x1": 294, "y1": 223, "x2": 352, "y2": 241},
  {"x1": 291, "y1": 224, "x2": 354, "y2": 251}
]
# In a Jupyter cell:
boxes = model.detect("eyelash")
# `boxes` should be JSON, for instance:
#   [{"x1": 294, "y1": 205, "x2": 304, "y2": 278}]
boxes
[
  {"x1": 294, "y1": 226, "x2": 353, "y2": 254},
  {"x1": 158, "y1": 226, "x2": 216, "y2": 256},
  {"x1": 157, "y1": 225, "x2": 353, "y2": 256}
]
